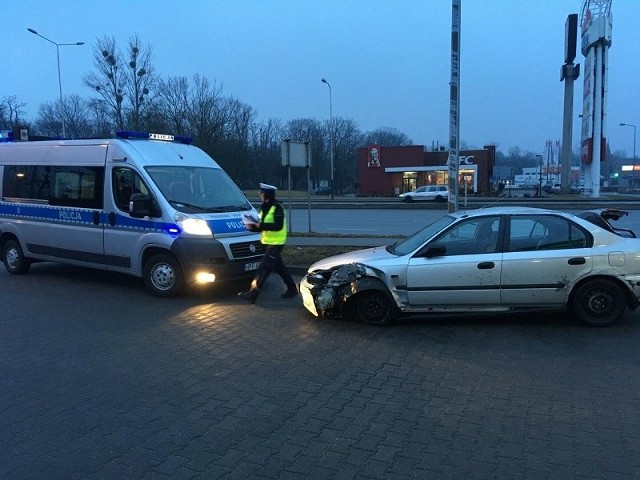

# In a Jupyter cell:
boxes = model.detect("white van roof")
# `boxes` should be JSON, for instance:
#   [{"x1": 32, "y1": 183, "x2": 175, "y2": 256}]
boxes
[{"x1": 0, "y1": 134, "x2": 221, "y2": 169}]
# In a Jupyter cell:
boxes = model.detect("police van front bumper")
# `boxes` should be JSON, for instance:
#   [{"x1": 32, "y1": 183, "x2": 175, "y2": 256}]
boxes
[{"x1": 170, "y1": 236, "x2": 263, "y2": 284}]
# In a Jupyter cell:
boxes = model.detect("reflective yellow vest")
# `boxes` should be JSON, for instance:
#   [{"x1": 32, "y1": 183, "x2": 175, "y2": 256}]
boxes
[{"x1": 261, "y1": 204, "x2": 287, "y2": 245}]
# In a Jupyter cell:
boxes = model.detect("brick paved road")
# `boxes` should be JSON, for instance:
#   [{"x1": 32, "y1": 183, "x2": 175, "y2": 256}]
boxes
[{"x1": 2, "y1": 263, "x2": 640, "y2": 479}]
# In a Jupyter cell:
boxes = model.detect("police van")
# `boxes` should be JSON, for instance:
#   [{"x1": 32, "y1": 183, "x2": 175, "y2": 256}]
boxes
[{"x1": 0, "y1": 131, "x2": 264, "y2": 296}]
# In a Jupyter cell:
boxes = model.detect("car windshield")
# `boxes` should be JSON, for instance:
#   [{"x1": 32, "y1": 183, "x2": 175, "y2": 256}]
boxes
[
  {"x1": 145, "y1": 166, "x2": 252, "y2": 213},
  {"x1": 388, "y1": 214, "x2": 456, "y2": 255}
]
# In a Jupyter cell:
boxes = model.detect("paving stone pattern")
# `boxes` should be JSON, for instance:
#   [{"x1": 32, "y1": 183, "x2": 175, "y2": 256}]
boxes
[{"x1": 2, "y1": 263, "x2": 640, "y2": 479}]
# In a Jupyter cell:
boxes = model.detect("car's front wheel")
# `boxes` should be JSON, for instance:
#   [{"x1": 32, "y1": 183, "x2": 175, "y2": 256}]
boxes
[
  {"x1": 2, "y1": 239, "x2": 31, "y2": 274},
  {"x1": 350, "y1": 290, "x2": 397, "y2": 325},
  {"x1": 403, "y1": 196, "x2": 414, "y2": 202},
  {"x1": 571, "y1": 279, "x2": 626, "y2": 327},
  {"x1": 143, "y1": 253, "x2": 185, "y2": 297}
]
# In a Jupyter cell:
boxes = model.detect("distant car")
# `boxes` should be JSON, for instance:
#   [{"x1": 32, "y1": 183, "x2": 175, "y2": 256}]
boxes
[
  {"x1": 542, "y1": 183, "x2": 561, "y2": 194},
  {"x1": 570, "y1": 183, "x2": 585, "y2": 194},
  {"x1": 300, "y1": 206, "x2": 640, "y2": 327},
  {"x1": 314, "y1": 186, "x2": 332, "y2": 195},
  {"x1": 398, "y1": 185, "x2": 449, "y2": 202}
]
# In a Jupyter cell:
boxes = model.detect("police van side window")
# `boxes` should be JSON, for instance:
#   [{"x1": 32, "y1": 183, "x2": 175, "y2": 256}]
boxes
[
  {"x1": 3, "y1": 165, "x2": 103, "y2": 209},
  {"x1": 112, "y1": 167, "x2": 150, "y2": 212}
]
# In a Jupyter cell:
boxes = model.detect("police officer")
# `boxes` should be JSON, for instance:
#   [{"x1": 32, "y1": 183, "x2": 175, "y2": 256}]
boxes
[{"x1": 238, "y1": 183, "x2": 298, "y2": 303}]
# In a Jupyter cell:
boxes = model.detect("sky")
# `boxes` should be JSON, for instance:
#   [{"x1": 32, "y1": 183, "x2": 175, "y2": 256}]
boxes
[{"x1": 4, "y1": 0, "x2": 640, "y2": 156}]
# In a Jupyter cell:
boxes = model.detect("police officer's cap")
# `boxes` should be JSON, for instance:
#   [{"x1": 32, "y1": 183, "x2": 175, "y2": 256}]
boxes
[{"x1": 259, "y1": 183, "x2": 277, "y2": 195}]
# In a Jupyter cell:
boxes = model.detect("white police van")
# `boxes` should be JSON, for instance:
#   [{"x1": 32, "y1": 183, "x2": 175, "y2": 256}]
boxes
[{"x1": 0, "y1": 131, "x2": 264, "y2": 296}]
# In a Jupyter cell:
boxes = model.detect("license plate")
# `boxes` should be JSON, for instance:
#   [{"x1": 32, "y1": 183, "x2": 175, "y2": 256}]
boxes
[{"x1": 244, "y1": 262, "x2": 260, "y2": 272}]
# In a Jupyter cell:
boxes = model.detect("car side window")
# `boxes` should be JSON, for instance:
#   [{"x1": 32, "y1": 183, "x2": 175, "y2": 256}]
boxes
[
  {"x1": 429, "y1": 216, "x2": 501, "y2": 256},
  {"x1": 112, "y1": 167, "x2": 150, "y2": 212},
  {"x1": 508, "y1": 215, "x2": 590, "y2": 252}
]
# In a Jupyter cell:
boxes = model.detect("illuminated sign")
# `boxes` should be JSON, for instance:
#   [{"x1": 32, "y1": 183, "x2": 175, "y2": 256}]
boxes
[{"x1": 149, "y1": 133, "x2": 174, "y2": 141}]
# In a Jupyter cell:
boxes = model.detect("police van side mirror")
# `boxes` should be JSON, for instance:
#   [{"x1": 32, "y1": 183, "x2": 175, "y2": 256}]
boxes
[{"x1": 129, "y1": 193, "x2": 151, "y2": 218}]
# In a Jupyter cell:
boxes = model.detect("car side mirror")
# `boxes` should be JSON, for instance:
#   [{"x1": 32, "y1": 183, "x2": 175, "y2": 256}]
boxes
[{"x1": 129, "y1": 193, "x2": 151, "y2": 218}]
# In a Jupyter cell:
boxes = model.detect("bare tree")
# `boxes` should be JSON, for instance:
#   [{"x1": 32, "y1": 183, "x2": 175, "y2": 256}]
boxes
[
  {"x1": 0, "y1": 96, "x2": 27, "y2": 130},
  {"x1": 155, "y1": 76, "x2": 190, "y2": 134},
  {"x1": 34, "y1": 102, "x2": 61, "y2": 137},
  {"x1": 249, "y1": 118, "x2": 285, "y2": 188},
  {"x1": 363, "y1": 127, "x2": 413, "y2": 146},
  {"x1": 217, "y1": 98, "x2": 255, "y2": 184},
  {"x1": 84, "y1": 35, "x2": 155, "y2": 131},
  {"x1": 86, "y1": 99, "x2": 113, "y2": 137},
  {"x1": 331, "y1": 117, "x2": 364, "y2": 193},
  {"x1": 124, "y1": 35, "x2": 155, "y2": 130},
  {"x1": 186, "y1": 75, "x2": 226, "y2": 149},
  {"x1": 63, "y1": 95, "x2": 93, "y2": 138},
  {"x1": 36, "y1": 95, "x2": 93, "y2": 138},
  {"x1": 84, "y1": 36, "x2": 126, "y2": 130}
]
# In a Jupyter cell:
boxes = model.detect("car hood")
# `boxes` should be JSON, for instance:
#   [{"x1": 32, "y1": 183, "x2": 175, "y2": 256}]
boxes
[{"x1": 307, "y1": 245, "x2": 396, "y2": 272}]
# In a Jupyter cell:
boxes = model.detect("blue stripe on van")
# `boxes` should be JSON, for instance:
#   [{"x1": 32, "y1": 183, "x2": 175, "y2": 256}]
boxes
[
  {"x1": 0, "y1": 203, "x2": 172, "y2": 233},
  {"x1": 0, "y1": 202, "x2": 249, "y2": 236},
  {"x1": 0, "y1": 203, "x2": 96, "y2": 224}
]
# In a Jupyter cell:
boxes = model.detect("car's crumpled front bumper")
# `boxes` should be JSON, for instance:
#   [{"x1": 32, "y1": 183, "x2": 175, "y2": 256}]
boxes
[{"x1": 300, "y1": 263, "x2": 367, "y2": 317}]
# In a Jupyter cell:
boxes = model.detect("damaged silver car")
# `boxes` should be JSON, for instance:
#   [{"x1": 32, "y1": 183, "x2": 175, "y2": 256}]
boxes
[{"x1": 300, "y1": 206, "x2": 640, "y2": 327}]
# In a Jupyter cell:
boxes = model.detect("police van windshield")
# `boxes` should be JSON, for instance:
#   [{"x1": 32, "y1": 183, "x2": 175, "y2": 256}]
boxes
[{"x1": 145, "y1": 166, "x2": 252, "y2": 213}]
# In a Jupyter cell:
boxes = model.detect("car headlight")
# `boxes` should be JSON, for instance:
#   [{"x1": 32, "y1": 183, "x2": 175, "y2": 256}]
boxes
[{"x1": 175, "y1": 213, "x2": 213, "y2": 236}]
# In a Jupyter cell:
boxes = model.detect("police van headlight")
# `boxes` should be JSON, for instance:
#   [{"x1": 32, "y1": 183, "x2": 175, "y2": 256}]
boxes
[{"x1": 175, "y1": 213, "x2": 213, "y2": 236}]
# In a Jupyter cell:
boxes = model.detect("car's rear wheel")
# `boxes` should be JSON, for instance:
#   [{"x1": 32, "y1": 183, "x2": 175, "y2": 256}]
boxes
[
  {"x1": 2, "y1": 239, "x2": 31, "y2": 274},
  {"x1": 434, "y1": 195, "x2": 445, "y2": 202},
  {"x1": 351, "y1": 290, "x2": 397, "y2": 325},
  {"x1": 571, "y1": 279, "x2": 626, "y2": 327},
  {"x1": 143, "y1": 253, "x2": 185, "y2": 297}
]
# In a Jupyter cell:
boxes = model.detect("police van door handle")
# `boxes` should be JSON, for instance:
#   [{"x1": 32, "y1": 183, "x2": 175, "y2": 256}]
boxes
[
  {"x1": 93, "y1": 211, "x2": 100, "y2": 225},
  {"x1": 108, "y1": 212, "x2": 116, "y2": 226}
]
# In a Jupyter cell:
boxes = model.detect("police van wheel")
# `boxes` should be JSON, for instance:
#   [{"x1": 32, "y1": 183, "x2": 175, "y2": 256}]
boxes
[
  {"x1": 3, "y1": 239, "x2": 31, "y2": 274},
  {"x1": 143, "y1": 253, "x2": 184, "y2": 297}
]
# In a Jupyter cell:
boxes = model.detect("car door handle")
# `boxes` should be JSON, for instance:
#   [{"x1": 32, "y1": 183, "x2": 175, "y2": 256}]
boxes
[
  {"x1": 477, "y1": 262, "x2": 494, "y2": 269},
  {"x1": 568, "y1": 257, "x2": 586, "y2": 265}
]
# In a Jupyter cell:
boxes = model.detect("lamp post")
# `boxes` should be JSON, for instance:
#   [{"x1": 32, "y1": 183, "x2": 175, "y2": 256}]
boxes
[
  {"x1": 28, "y1": 28, "x2": 84, "y2": 138},
  {"x1": 620, "y1": 123, "x2": 637, "y2": 190},
  {"x1": 321, "y1": 78, "x2": 334, "y2": 200},
  {"x1": 536, "y1": 154, "x2": 543, "y2": 197}
]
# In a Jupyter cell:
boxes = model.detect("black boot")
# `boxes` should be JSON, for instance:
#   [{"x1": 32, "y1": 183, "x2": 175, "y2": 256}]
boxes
[
  {"x1": 281, "y1": 286, "x2": 298, "y2": 299},
  {"x1": 238, "y1": 289, "x2": 259, "y2": 303}
]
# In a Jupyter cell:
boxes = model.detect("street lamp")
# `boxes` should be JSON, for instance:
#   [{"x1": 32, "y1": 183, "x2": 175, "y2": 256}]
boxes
[
  {"x1": 620, "y1": 123, "x2": 637, "y2": 190},
  {"x1": 28, "y1": 28, "x2": 84, "y2": 138},
  {"x1": 536, "y1": 154, "x2": 543, "y2": 197},
  {"x1": 321, "y1": 78, "x2": 334, "y2": 200}
]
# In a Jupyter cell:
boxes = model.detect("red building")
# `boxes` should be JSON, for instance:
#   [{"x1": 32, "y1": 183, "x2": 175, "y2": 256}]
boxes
[{"x1": 357, "y1": 144, "x2": 496, "y2": 197}]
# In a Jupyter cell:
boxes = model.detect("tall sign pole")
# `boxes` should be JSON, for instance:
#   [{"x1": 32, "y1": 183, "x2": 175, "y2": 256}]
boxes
[
  {"x1": 560, "y1": 14, "x2": 580, "y2": 194},
  {"x1": 580, "y1": 0, "x2": 612, "y2": 198},
  {"x1": 448, "y1": 0, "x2": 461, "y2": 213}
]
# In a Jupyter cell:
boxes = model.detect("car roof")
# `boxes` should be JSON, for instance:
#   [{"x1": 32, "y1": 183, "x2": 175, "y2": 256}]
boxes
[{"x1": 451, "y1": 206, "x2": 568, "y2": 219}]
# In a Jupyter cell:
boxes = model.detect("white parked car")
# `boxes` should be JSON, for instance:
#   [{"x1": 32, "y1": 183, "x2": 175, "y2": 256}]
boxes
[
  {"x1": 300, "y1": 207, "x2": 640, "y2": 327},
  {"x1": 399, "y1": 185, "x2": 449, "y2": 202}
]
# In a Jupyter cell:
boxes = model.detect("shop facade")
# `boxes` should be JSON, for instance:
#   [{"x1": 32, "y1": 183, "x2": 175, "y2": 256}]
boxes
[{"x1": 357, "y1": 144, "x2": 496, "y2": 197}]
